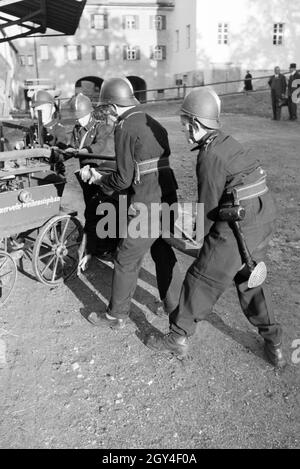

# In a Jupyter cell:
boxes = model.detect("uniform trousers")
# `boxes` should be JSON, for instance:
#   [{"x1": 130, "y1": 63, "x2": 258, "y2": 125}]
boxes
[
  {"x1": 107, "y1": 200, "x2": 182, "y2": 319},
  {"x1": 271, "y1": 90, "x2": 282, "y2": 120}
]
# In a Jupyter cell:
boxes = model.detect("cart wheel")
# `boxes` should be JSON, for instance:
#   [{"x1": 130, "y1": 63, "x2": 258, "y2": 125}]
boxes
[
  {"x1": 32, "y1": 215, "x2": 83, "y2": 285},
  {"x1": 0, "y1": 251, "x2": 17, "y2": 307}
]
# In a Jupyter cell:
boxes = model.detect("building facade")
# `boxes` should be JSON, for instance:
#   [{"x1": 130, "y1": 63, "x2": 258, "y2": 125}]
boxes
[
  {"x1": 10, "y1": 0, "x2": 300, "y2": 107},
  {"x1": 170, "y1": 0, "x2": 300, "y2": 94},
  {"x1": 13, "y1": 0, "x2": 174, "y2": 104}
]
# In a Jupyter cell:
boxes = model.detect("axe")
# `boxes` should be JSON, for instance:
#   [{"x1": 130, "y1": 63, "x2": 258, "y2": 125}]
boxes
[{"x1": 219, "y1": 205, "x2": 267, "y2": 288}]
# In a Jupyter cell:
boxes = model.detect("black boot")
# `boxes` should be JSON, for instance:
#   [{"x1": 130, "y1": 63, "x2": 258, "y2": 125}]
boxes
[
  {"x1": 146, "y1": 332, "x2": 189, "y2": 358},
  {"x1": 264, "y1": 341, "x2": 286, "y2": 368}
]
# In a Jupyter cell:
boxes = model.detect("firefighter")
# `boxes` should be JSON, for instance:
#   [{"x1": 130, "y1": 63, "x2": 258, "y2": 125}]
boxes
[
  {"x1": 29, "y1": 89, "x2": 68, "y2": 179},
  {"x1": 146, "y1": 87, "x2": 286, "y2": 369},
  {"x1": 79, "y1": 77, "x2": 182, "y2": 329},
  {"x1": 30, "y1": 89, "x2": 68, "y2": 150},
  {"x1": 66, "y1": 92, "x2": 114, "y2": 160},
  {"x1": 287, "y1": 63, "x2": 300, "y2": 121},
  {"x1": 66, "y1": 93, "x2": 117, "y2": 271}
]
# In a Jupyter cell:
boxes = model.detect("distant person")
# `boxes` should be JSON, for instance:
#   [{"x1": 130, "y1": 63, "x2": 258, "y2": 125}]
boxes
[
  {"x1": 244, "y1": 71, "x2": 253, "y2": 91},
  {"x1": 268, "y1": 66, "x2": 287, "y2": 120},
  {"x1": 287, "y1": 63, "x2": 300, "y2": 121}
]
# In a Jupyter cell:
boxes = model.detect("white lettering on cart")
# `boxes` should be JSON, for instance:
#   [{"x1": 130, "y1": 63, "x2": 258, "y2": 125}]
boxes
[{"x1": 0, "y1": 196, "x2": 60, "y2": 214}]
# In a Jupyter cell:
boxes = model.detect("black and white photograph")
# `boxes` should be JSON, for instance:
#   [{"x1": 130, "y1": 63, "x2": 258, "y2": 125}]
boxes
[{"x1": 0, "y1": 0, "x2": 299, "y2": 452}]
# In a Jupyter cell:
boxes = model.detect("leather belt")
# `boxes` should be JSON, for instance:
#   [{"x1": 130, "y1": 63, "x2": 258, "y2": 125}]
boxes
[
  {"x1": 232, "y1": 177, "x2": 268, "y2": 204},
  {"x1": 222, "y1": 168, "x2": 269, "y2": 204},
  {"x1": 134, "y1": 157, "x2": 170, "y2": 184}
]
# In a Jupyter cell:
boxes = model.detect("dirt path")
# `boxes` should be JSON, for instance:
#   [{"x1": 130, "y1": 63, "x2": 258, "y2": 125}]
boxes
[{"x1": 0, "y1": 112, "x2": 299, "y2": 449}]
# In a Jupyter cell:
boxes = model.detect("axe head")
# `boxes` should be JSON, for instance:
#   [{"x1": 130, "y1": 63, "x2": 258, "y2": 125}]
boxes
[{"x1": 248, "y1": 261, "x2": 267, "y2": 288}]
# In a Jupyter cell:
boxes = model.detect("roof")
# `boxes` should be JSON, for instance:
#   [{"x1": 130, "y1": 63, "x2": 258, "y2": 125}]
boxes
[{"x1": 0, "y1": 0, "x2": 87, "y2": 41}]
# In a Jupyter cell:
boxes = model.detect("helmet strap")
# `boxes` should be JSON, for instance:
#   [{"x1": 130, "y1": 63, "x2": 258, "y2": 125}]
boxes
[
  {"x1": 35, "y1": 102, "x2": 54, "y2": 125},
  {"x1": 115, "y1": 104, "x2": 135, "y2": 117},
  {"x1": 191, "y1": 119, "x2": 208, "y2": 143},
  {"x1": 78, "y1": 113, "x2": 91, "y2": 127}
]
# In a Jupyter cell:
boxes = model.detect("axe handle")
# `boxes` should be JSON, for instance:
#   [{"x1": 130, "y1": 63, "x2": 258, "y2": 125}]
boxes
[{"x1": 231, "y1": 221, "x2": 256, "y2": 271}]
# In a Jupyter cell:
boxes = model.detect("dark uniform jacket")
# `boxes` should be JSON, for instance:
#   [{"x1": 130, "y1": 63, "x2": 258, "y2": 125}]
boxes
[
  {"x1": 194, "y1": 131, "x2": 275, "y2": 238},
  {"x1": 268, "y1": 74, "x2": 286, "y2": 96},
  {"x1": 70, "y1": 116, "x2": 114, "y2": 169},
  {"x1": 287, "y1": 70, "x2": 300, "y2": 97},
  {"x1": 27, "y1": 118, "x2": 68, "y2": 149},
  {"x1": 70, "y1": 116, "x2": 116, "y2": 256},
  {"x1": 44, "y1": 119, "x2": 68, "y2": 148},
  {"x1": 99, "y1": 107, "x2": 178, "y2": 204}
]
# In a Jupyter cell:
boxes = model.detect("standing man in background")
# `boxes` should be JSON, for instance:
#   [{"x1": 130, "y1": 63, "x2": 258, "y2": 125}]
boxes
[
  {"x1": 287, "y1": 63, "x2": 300, "y2": 121},
  {"x1": 244, "y1": 71, "x2": 253, "y2": 92},
  {"x1": 268, "y1": 66, "x2": 287, "y2": 121}
]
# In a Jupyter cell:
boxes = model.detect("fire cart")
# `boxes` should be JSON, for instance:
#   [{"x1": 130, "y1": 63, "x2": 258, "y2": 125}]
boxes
[{"x1": 0, "y1": 147, "x2": 83, "y2": 307}]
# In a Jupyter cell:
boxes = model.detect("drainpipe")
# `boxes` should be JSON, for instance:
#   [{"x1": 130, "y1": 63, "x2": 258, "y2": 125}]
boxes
[{"x1": 33, "y1": 36, "x2": 39, "y2": 80}]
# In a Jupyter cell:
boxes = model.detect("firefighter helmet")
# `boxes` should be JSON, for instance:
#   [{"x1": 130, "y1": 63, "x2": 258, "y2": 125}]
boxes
[
  {"x1": 72, "y1": 93, "x2": 93, "y2": 119},
  {"x1": 181, "y1": 87, "x2": 221, "y2": 129},
  {"x1": 31, "y1": 89, "x2": 54, "y2": 108},
  {"x1": 99, "y1": 77, "x2": 139, "y2": 106}
]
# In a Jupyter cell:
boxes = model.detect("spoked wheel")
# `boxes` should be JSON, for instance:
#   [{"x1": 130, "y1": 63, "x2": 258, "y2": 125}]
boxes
[
  {"x1": 32, "y1": 215, "x2": 83, "y2": 285},
  {"x1": 0, "y1": 251, "x2": 17, "y2": 307}
]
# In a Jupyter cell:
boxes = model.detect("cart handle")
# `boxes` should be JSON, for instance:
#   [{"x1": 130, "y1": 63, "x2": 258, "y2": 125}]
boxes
[{"x1": 62, "y1": 151, "x2": 116, "y2": 161}]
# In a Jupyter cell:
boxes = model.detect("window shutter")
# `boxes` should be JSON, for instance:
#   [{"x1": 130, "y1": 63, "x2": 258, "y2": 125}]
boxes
[
  {"x1": 149, "y1": 16, "x2": 154, "y2": 29},
  {"x1": 64, "y1": 45, "x2": 67, "y2": 61},
  {"x1": 122, "y1": 15, "x2": 126, "y2": 29},
  {"x1": 150, "y1": 46, "x2": 154, "y2": 59},
  {"x1": 91, "y1": 14, "x2": 95, "y2": 29},
  {"x1": 77, "y1": 45, "x2": 81, "y2": 60},
  {"x1": 162, "y1": 45, "x2": 166, "y2": 59},
  {"x1": 105, "y1": 46, "x2": 109, "y2": 60},
  {"x1": 135, "y1": 15, "x2": 139, "y2": 29},
  {"x1": 91, "y1": 45, "x2": 96, "y2": 60},
  {"x1": 136, "y1": 46, "x2": 140, "y2": 60},
  {"x1": 162, "y1": 16, "x2": 166, "y2": 30},
  {"x1": 123, "y1": 46, "x2": 127, "y2": 60},
  {"x1": 104, "y1": 14, "x2": 108, "y2": 29}
]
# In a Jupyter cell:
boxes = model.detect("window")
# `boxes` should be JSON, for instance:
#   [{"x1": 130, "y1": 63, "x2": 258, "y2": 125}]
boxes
[
  {"x1": 186, "y1": 25, "x2": 191, "y2": 49},
  {"x1": 19, "y1": 55, "x2": 26, "y2": 66},
  {"x1": 91, "y1": 45, "x2": 109, "y2": 61},
  {"x1": 123, "y1": 46, "x2": 140, "y2": 61},
  {"x1": 218, "y1": 22, "x2": 229, "y2": 44},
  {"x1": 64, "y1": 45, "x2": 81, "y2": 61},
  {"x1": 150, "y1": 15, "x2": 166, "y2": 30},
  {"x1": 151, "y1": 45, "x2": 166, "y2": 60},
  {"x1": 273, "y1": 23, "x2": 284, "y2": 45},
  {"x1": 175, "y1": 29, "x2": 179, "y2": 52},
  {"x1": 123, "y1": 15, "x2": 139, "y2": 29},
  {"x1": 27, "y1": 55, "x2": 34, "y2": 66},
  {"x1": 40, "y1": 45, "x2": 49, "y2": 61},
  {"x1": 91, "y1": 14, "x2": 108, "y2": 29}
]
